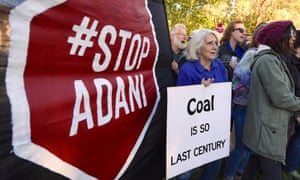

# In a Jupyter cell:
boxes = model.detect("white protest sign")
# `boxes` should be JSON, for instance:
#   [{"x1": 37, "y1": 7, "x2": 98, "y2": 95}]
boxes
[{"x1": 166, "y1": 82, "x2": 231, "y2": 179}]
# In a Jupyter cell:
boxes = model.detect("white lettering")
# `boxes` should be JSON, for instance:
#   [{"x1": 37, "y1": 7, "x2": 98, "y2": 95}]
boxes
[
  {"x1": 125, "y1": 33, "x2": 142, "y2": 71},
  {"x1": 115, "y1": 77, "x2": 130, "y2": 119},
  {"x1": 139, "y1": 74, "x2": 147, "y2": 107},
  {"x1": 70, "y1": 74, "x2": 148, "y2": 136},
  {"x1": 128, "y1": 75, "x2": 142, "y2": 111},
  {"x1": 114, "y1": 30, "x2": 132, "y2": 71},
  {"x1": 92, "y1": 25, "x2": 117, "y2": 72},
  {"x1": 70, "y1": 80, "x2": 94, "y2": 136},
  {"x1": 137, "y1": 37, "x2": 150, "y2": 69},
  {"x1": 94, "y1": 78, "x2": 113, "y2": 126},
  {"x1": 90, "y1": 25, "x2": 150, "y2": 72}
]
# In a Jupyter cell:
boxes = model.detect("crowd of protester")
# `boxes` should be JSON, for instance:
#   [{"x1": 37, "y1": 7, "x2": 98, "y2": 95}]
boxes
[{"x1": 170, "y1": 20, "x2": 300, "y2": 180}]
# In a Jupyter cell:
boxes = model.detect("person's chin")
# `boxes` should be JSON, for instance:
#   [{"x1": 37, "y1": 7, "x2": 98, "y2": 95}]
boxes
[{"x1": 179, "y1": 44, "x2": 186, "y2": 49}]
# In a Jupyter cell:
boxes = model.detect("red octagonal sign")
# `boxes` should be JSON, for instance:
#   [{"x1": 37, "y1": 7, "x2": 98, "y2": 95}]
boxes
[{"x1": 6, "y1": 0, "x2": 159, "y2": 179}]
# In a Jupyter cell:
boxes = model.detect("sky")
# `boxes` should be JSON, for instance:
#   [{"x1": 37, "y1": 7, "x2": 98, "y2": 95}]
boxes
[{"x1": 0, "y1": 0, "x2": 25, "y2": 7}]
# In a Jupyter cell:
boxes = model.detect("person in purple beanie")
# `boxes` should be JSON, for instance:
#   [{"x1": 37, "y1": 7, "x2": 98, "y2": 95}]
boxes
[{"x1": 241, "y1": 20, "x2": 300, "y2": 180}]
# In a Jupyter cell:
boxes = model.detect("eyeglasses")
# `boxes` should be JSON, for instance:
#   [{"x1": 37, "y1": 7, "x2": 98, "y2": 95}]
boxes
[
  {"x1": 233, "y1": 28, "x2": 246, "y2": 33},
  {"x1": 175, "y1": 32, "x2": 187, "y2": 37}
]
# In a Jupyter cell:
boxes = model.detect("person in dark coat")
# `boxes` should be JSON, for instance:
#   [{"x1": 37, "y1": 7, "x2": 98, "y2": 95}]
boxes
[
  {"x1": 170, "y1": 23, "x2": 188, "y2": 76},
  {"x1": 284, "y1": 30, "x2": 300, "y2": 179},
  {"x1": 218, "y1": 20, "x2": 246, "y2": 81}
]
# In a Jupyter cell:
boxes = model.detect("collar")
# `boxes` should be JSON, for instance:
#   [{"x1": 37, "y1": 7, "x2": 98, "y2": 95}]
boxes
[
  {"x1": 196, "y1": 59, "x2": 218, "y2": 71},
  {"x1": 225, "y1": 42, "x2": 245, "y2": 59},
  {"x1": 256, "y1": 44, "x2": 271, "y2": 53}
]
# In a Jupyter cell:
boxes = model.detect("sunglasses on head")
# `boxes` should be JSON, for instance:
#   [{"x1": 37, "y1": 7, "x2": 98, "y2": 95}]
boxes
[{"x1": 233, "y1": 28, "x2": 245, "y2": 33}]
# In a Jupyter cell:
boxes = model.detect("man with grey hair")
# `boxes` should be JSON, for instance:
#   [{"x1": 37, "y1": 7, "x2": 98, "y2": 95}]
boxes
[{"x1": 170, "y1": 23, "x2": 187, "y2": 76}]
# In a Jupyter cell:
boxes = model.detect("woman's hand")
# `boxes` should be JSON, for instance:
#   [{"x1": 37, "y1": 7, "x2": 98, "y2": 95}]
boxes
[{"x1": 201, "y1": 78, "x2": 215, "y2": 87}]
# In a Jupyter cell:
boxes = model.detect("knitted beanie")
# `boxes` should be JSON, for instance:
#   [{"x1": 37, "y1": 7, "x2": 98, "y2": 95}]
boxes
[{"x1": 256, "y1": 20, "x2": 293, "y2": 48}]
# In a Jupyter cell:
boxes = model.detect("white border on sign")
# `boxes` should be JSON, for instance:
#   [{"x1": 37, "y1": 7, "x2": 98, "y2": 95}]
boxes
[
  {"x1": 6, "y1": 0, "x2": 160, "y2": 179},
  {"x1": 166, "y1": 83, "x2": 231, "y2": 179}
]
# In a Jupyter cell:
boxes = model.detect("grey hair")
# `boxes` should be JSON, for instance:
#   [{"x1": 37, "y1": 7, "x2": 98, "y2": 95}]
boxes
[
  {"x1": 184, "y1": 28, "x2": 218, "y2": 60},
  {"x1": 170, "y1": 23, "x2": 187, "y2": 34}
]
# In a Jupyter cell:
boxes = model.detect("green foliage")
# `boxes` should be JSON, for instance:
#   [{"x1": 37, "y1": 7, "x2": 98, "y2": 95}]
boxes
[{"x1": 165, "y1": 0, "x2": 300, "y2": 35}]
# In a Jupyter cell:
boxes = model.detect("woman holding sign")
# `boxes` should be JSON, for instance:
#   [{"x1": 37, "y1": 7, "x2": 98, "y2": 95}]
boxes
[{"x1": 176, "y1": 28, "x2": 228, "y2": 180}]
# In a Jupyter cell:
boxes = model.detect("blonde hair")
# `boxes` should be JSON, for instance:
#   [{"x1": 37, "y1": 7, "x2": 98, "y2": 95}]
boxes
[{"x1": 184, "y1": 28, "x2": 218, "y2": 60}]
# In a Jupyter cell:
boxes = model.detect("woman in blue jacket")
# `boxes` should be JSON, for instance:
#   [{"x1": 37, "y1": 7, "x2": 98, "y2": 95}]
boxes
[{"x1": 176, "y1": 28, "x2": 228, "y2": 180}]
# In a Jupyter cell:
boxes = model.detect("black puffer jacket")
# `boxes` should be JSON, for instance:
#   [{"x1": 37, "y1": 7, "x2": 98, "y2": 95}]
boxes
[{"x1": 286, "y1": 54, "x2": 300, "y2": 97}]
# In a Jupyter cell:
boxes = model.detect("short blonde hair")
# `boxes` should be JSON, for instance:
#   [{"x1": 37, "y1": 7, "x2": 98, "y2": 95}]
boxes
[{"x1": 184, "y1": 28, "x2": 218, "y2": 60}]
